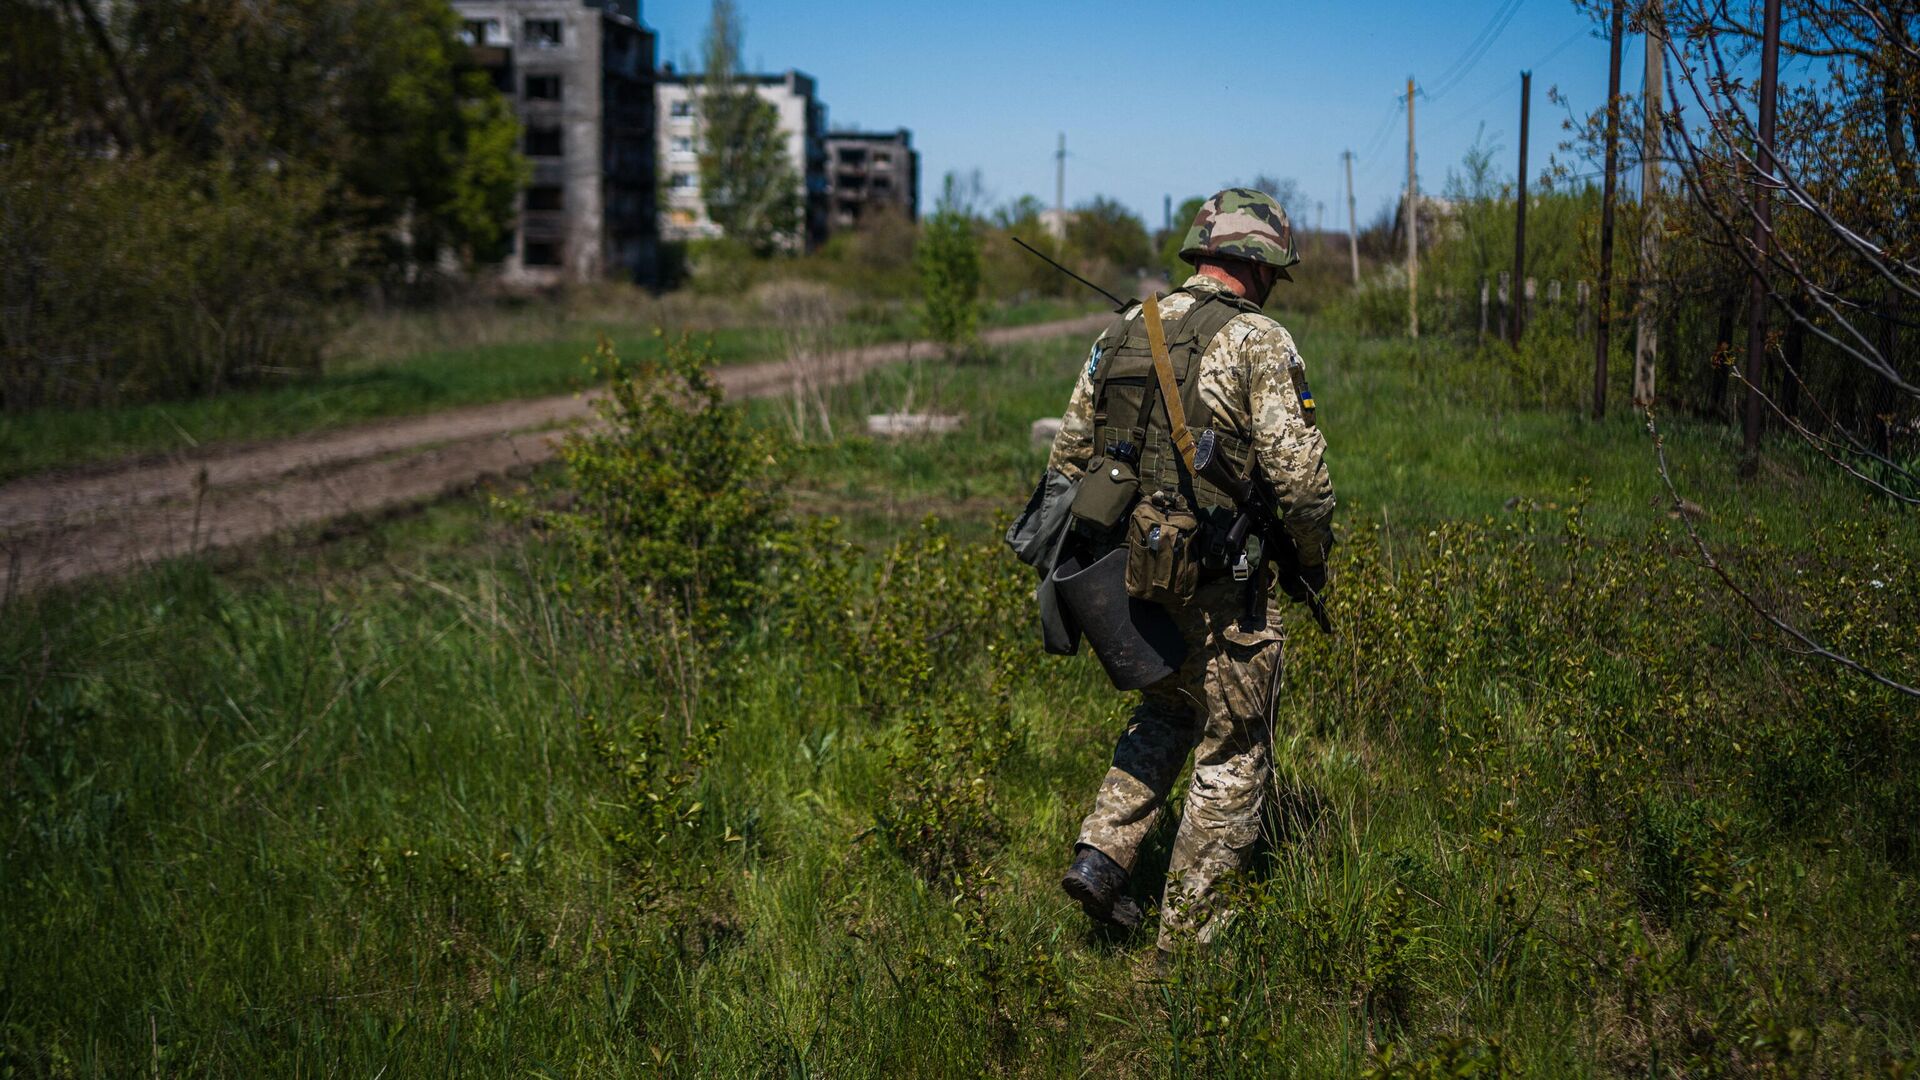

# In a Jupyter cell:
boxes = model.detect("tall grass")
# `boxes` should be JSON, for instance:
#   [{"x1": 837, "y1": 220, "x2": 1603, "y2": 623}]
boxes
[{"x1": 1, "y1": 328, "x2": 1914, "y2": 1075}]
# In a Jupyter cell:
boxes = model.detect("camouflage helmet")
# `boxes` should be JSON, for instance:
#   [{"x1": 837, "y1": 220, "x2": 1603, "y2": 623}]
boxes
[{"x1": 1179, "y1": 188, "x2": 1300, "y2": 279}]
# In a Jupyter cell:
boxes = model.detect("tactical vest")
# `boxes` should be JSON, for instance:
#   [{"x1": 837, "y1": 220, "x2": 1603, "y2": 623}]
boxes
[{"x1": 1085, "y1": 287, "x2": 1259, "y2": 523}]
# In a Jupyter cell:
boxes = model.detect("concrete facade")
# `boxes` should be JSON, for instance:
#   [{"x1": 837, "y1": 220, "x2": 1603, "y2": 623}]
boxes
[
  {"x1": 656, "y1": 70, "x2": 829, "y2": 251},
  {"x1": 824, "y1": 129, "x2": 918, "y2": 230},
  {"x1": 454, "y1": 0, "x2": 658, "y2": 285}
]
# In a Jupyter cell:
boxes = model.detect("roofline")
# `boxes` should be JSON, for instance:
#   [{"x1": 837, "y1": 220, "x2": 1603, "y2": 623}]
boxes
[
  {"x1": 660, "y1": 69, "x2": 815, "y2": 88},
  {"x1": 825, "y1": 129, "x2": 913, "y2": 144}
]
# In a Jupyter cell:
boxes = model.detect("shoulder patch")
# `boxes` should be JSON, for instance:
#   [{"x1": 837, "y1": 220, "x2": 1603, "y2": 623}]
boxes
[{"x1": 1085, "y1": 343, "x2": 1102, "y2": 379}]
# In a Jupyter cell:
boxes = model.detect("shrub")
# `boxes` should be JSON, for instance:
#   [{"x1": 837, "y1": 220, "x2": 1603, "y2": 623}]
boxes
[
  {"x1": 0, "y1": 138, "x2": 347, "y2": 410},
  {"x1": 918, "y1": 176, "x2": 983, "y2": 352},
  {"x1": 500, "y1": 331, "x2": 791, "y2": 752}
]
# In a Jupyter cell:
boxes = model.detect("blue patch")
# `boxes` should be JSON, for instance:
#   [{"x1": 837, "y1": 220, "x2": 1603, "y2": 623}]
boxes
[{"x1": 1085, "y1": 345, "x2": 1101, "y2": 379}]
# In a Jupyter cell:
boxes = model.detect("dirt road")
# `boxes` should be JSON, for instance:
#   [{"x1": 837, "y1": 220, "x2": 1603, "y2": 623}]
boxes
[{"x1": 0, "y1": 313, "x2": 1106, "y2": 597}]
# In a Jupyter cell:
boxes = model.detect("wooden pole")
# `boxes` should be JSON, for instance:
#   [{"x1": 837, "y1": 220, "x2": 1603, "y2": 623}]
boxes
[
  {"x1": 1344, "y1": 150, "x2": 1360, "y2": 285},
  {"x1": 1407, "y1": 75, "x2": 1419, "y2": 340},
  {"x1": 1512, "y1": 71, "x2": 1531, "y2": 348},
  {"x1": 1741, "y1": 0, "x2": 1782, "y2": 473},
  {"x1": 1633, "y1": 0, "x2": 1665, "y2": 404},
  {"x1": 1594, "y1": 1, "x2": 1624, "y2": 420}
]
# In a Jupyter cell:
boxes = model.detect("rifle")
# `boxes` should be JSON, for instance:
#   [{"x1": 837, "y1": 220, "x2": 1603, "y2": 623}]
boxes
[
  {"x1": 1011, "y1": 237, "x2": 1132, "y2": 312},
  {"x1": 1192, "y1": 428, "x2": 1333, "y2": 635}
]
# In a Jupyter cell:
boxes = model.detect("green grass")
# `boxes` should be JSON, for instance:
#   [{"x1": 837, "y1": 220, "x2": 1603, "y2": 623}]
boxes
[
  {"x1": 774, "y1": 311, "x2": 1882, "y2": 549},
  {"x1": 0, "y1": 295, "x2": 1101, "y2": 482},
  {"x1": 2, "y1": 326, "x2": 1915, "y2": 1075}
]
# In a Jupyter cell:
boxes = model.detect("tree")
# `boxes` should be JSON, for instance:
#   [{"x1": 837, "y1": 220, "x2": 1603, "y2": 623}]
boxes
[
  {"x1": 1556, "y1": 0, "x2": 1920, "y2": 697},
  {"x1": 0, "y1": 0, "x2": 527, "y2": 278},
  {"x1": 918, "y1": 173, "x2": 983, "y2": 350},
  {"x1": 1244, "y1": 175, "x2": 1308, "y2": 220},
  {"x1": 992, "y1": 195, "x2": 1046, "y2": 232},
  {"x1": 1159, "y1": 196, "x2": 1208, "y2": 284},
  {"x1": 695, "y1": 0, "x2": 801, "y2": 255},
  {"x1": 1066, "y1": 196, "x2": 1151, "y2": 272}
]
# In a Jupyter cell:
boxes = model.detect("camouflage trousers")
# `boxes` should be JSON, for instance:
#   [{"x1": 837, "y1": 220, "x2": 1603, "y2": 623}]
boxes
[{"x1": 1075, "y1": 579, "x2": 1283, "y2": 952}]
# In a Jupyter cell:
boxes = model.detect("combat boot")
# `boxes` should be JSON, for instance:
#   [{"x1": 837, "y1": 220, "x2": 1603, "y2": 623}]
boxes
[{"x1": 1061, "y1": 844, "x2": 1143, "y2": 931}]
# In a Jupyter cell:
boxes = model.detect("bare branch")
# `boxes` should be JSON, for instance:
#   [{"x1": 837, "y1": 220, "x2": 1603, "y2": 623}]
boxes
[
  {"x1": 1659, "y1": 42, "x2": 1920, "y2": 397},
  {"x1": 1727, "y1": 364, "x2": 1920, "y2": 503},
  {"x1": 1643, "y1": 404, "x2": 1920, "y2": 699}
]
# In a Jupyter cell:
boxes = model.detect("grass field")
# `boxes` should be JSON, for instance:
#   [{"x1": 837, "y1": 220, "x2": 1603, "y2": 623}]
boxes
[
  {"x1": 0, "y1": 294, "x2": 1097, "y2": 482},
  {"x1": 2, "y1": 320, "x2": 1915, "y2": 1076}
]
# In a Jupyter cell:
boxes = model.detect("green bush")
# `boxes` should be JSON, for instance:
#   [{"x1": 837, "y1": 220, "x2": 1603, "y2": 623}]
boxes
[
  {"x1": 918, "y1": 178, "x2": 983, "y2": 351},
  {"x1": 508, "y1": 334, "x2": 792, "y2": 643},
  {"x1": 0, "y1": 138, "x2": 347, "y2": 410}
]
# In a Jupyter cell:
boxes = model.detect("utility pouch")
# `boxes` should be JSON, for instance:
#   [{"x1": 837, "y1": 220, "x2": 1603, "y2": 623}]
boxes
[
  {"x1": 1125, "y1": 490, "x2": 1201, "y2": 604},
  {"x1": 1068, "y1": 454, "x2": 1140, "y2": 531}
]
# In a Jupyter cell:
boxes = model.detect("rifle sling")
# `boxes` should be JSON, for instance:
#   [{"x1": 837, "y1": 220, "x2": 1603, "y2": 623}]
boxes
[{"x1": 1141, "y1": 293, "x2": 1197, "y2": 473}]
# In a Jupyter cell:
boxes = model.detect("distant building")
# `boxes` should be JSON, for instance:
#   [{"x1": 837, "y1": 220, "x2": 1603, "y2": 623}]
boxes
[
  {"x1": 824, "y1": 129, "x2": 919, "y2": 230},
  {"x1": 1392, "y1": 194, "x2": 1460, "y2": 251},
  {"x1": 1038, "y1": 208, "x2": 1075, "y2": 241},
  {"x1": 656, "y1": 69, "x2": 829, "y2": 251},
  {"x1": 453, "y1": 0, "x2": 658, "y2": 285}
]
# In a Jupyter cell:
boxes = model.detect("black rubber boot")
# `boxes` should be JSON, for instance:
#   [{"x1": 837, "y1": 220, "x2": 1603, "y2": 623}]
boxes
[{"x1": 1061, "y1": 844, "x2": 1143, "y2": 931}]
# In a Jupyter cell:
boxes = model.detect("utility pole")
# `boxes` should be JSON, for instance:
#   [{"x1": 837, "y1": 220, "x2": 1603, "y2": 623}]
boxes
[
  {"x1": 1163, "y1": 194, "x2": 1171, "y2": 234},
  {"x1": 1742, "y1": 0, "x2": 1782, "y2": 472},
  {"x1": 1054, "y1": 132, "x2": 1066, "y2": 221},
  {"x1": 1406, "y1": 75, "x2": 1419, "y2": 340},
  {"x1": 1594, "y1": 1, "x2": 1624, "y2": 420},
  {"x1": 1343, "y1": 149, "x2": 1360, "y2": 285},
  {"x1": 1634, "y1": 0, "x2": 1665, "y2": 405},
  {"x1": 1512, "y1": 71, "x2": 1531, "y2": 348}
]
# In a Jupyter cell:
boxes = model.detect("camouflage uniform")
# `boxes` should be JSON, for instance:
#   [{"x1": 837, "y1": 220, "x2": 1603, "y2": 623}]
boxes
[{"x1": 1048, "y1": 269, "x2": 1335, "y2": 951}]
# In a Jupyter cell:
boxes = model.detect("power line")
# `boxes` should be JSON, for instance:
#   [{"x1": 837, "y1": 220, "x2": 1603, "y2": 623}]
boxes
[
  {"x1": 1427, "y1": 0, "x2": 1523, "y2": 94},
  {"x1": 1356, "y1": 97, "x2": 1405, "y2": 166},
  {"x1": 1531, "y1": 24, "x2": 1596, "y2": 71},
  {"x1": 1430, "y1": 3, "x2": 1525, "y2": 101},
  {"x1": 1432, "y1": 25, "x2": 1596, "y2": 136},
  {"x1": 1428, "y1": 0, "x2": 1526, "y2": 100}
]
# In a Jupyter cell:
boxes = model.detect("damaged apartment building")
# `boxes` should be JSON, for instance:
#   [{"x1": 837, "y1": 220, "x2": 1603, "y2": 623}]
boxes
[
  {"x1": 455, "y1": 0, "x2": 658, "y2": 284},
  {"x1": 656, "y1": 69, "x2": 831, "y2": 251},
  {"x1": 824, "y1": 129, "x2": 918, "y2": 229}
]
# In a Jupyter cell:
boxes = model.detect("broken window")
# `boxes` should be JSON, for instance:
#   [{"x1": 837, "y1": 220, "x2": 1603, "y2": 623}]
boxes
[
  {"x1": 670, "y1": 136, "x2": 694, "y2": 156},
  {"x1": 669, "y1": 172, "x2": 697, "y2": 190},
  {"x1": 523, "y1": 241, "x2": 562, "y2": 267},
  {"x1": 461, "y1": 18, "x2": 502, "y2": 46},
  {"x1": 525, "y1": 185, "x2": 563, "y2": 211},
  {"x1": 523, "y1": 19, "x2": 562, "y2": 47},
  {"x1": 525, "y1": 74, "x2": 561, "y2": 101},
  {"x1": 525, "y1": 127, "x2": 563, "y2": 157},
  {"x1": 670, "y1": 100, "x2": 694, "y2": 118}
]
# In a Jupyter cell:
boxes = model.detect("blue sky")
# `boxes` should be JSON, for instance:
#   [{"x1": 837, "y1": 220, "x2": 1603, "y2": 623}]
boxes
[{"x1": 642, "y1": 1, "x2": 1644, "y2": 231}]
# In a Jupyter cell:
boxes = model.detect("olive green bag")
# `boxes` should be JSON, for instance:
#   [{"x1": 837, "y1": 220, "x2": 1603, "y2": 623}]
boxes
[
  {"x1": 1067, "y1": 454, "x2": 1140, "y2": 530},
  {"x1": 1125, "y1": 490, "x2": 1200, "y2": 604}
]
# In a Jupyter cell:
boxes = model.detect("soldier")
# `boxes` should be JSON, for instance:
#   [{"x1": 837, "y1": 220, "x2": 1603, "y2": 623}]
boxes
[{"x1": 1047, "y1": 188, "x2": 1336, "y2": 957}]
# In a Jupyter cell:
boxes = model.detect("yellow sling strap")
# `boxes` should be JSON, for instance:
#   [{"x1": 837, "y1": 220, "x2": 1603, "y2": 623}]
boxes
[{"x1": 1140, "y1": 292, "x2": 1197, "y2": 472}]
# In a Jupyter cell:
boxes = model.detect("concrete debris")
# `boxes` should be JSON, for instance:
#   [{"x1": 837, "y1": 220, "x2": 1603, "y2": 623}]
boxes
[{"x1": 866, "y1": 412, "x2": 963, "y2": 438}]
